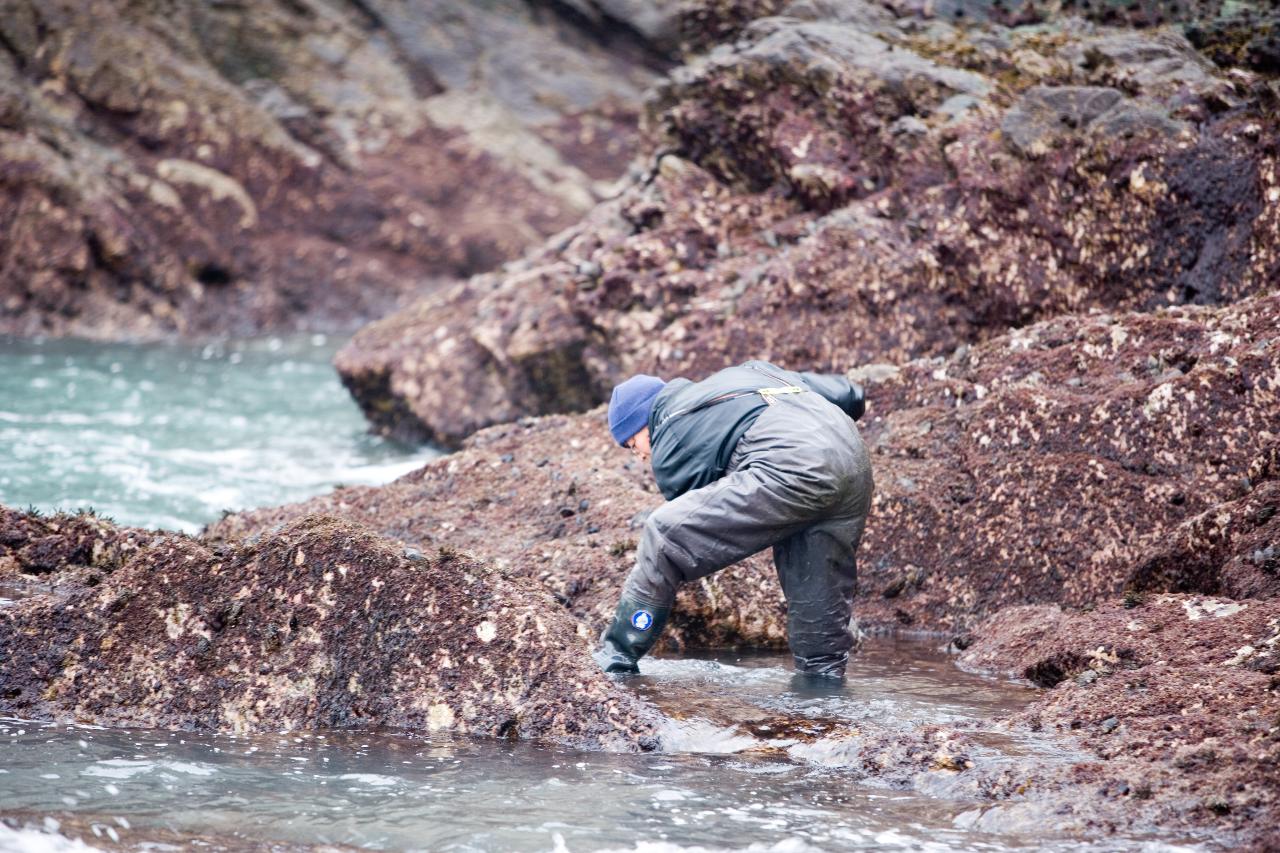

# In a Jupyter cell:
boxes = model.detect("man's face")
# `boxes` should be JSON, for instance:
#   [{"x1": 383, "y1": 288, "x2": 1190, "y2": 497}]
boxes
[{"x1": 624, "y1": 426, "x2": 652, "y2": 463}]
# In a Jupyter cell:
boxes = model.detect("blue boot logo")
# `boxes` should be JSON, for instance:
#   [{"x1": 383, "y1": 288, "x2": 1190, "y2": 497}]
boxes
[{"x1": 630, "y1": 609, "x2": 654, "y2": 631}]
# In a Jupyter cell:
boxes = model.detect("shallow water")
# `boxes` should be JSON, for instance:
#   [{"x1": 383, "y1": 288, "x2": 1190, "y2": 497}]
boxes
[
  {"x1": 0, "y1": 336, "x2": 438, "y2": 532},
  {"x1": 0, "y1": 640, "x2": 1198, "y2": 853}
]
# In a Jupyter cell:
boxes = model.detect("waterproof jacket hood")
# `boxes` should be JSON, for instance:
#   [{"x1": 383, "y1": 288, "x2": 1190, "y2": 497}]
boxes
[{"x1": 647, "y1": 360, "x2": 865, "y2": 500}]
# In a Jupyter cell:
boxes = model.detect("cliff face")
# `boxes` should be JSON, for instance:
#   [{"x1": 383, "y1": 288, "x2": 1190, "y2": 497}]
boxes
[
  {"x1": 0, "y1": 0, "x2": 658, "y2": 340},
  {"x1": 0, "y1": 507, "x2": 659, "y2": 750},
  {"x1": 332, "y1": 0, "x2": 1280, "y2": 446}
]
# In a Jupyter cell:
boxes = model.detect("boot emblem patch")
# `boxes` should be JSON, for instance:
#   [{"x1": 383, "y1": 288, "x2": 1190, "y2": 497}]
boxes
[{"x1": 630, "y1": 609, "x2": 654, "y2": 631}]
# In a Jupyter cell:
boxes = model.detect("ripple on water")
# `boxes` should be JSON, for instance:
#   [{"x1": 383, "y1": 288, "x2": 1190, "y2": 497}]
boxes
[
  {"x1": 0, "y1": 336, "x2": 439, "y2": 532},
  {"x1": 0, "y1": 639, "x2": 1206, "y2": 852}
]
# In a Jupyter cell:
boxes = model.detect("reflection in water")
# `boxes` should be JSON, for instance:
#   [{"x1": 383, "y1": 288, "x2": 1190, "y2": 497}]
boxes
[
  {"x1": 0, "y1": 639, "x2": 1197, "y2": 852},
  {"x1": 0, "y1": 336, "x2": 438, "y2": 533}
]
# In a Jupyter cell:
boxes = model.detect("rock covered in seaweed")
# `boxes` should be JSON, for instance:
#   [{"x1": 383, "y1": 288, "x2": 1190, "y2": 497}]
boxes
[
  {"x1": 208, "y1": 410, "x2": 783, "y2": 652},
  {"x1": 1125, "y1": 441, "x2": 1280, "y2": 599},
  {"x1": 223, "y1": 292, "x2": 1280, "y2": 647},
  {"x1": 956, "y1": 594, "x2": 1280, "y2": 839},
  {"x1": 0, "y1": 506, "x2": 152, "y2": 590},
  {"x1": 334, "y1": 0, "x2": 1280, "y2": 446},
  {"x1": 0, "y1": 512, "x2": 659, "y2": 751},
  {"x1": 0, "y1": 0, "x2": 656, "y2": 340},
  {"x1": 854, "y1": 292, "x2": 1280, "y2": 631}
]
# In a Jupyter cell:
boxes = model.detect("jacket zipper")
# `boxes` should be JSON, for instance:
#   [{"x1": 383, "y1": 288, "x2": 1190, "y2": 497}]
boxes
[{"x1": 655, "y1": 365, "x2": 805, "y2": 428}]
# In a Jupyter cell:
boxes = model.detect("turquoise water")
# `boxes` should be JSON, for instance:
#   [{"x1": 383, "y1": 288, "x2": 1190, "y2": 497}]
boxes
[{"x1": 0, "y1": 336, "x2": 438, "y2": 533}]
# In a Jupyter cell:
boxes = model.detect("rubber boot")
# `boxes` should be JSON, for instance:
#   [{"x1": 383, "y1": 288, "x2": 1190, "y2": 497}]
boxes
[
  {"x1": 792, "y1": 651, "x2": 848, "y2": 679},
  {"x1": 592, "y1": 597, "x2": 671, "y2": 674}
]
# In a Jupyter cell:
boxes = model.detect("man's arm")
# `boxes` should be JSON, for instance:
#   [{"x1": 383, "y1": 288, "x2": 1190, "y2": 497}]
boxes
[{"x1": 797, "y1": 372, "x2": 865, "y2": 421}]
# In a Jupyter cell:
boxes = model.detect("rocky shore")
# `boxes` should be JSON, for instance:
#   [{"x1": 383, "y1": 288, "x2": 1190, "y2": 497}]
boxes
[
  {"x1": 958, "y1": 596, "x2": 1279, "y2": 843},
  {"x1": 3, "y1": 0, "x2": 1279, "y2": 846},
  {"x1": 0, "y1": 507, "x2": 658, "y2": 750},
  {"x1": 333, "y1": 0, "x2": 1279, "y2": 446},
  {"x1": 204, "y1": 288, "x2": 1280, "y2": 842},
  {"x1": 215, "y1": 291, "x2": 1280, "y2": 640},
  {"x1": 0, "y1": 0, "x2": 661, "y2": 340}
]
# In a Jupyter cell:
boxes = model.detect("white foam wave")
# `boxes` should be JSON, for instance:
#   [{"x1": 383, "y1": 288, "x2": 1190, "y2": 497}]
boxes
[
  {"x1": 0, "y1": 822, "x2": 103, "y2": 853},
  {"x1": 81, "y1": 759, "x2": 154, "y2": 780},
  {"x1": 557, "y1": 835, "x2": 824, "y2": 853},
  {"x1": 81, "y1": 759, "x2": 216, "y2": 779},
  {"x1": 655, "y1": 718, "x2": 762, "y2": 754},
  {"x1": 338, "y1": 773, "x2": 400, "y2": 787}
]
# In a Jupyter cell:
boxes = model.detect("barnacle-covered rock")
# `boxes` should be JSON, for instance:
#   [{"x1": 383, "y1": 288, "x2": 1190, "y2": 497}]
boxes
[
  {"x1": 0, "y1": 512, "x2": 659, "y2": 750},
  {"x1": 0, "y1": 0, "x2": 656, "y2": 340},
  {"x1": 339, "y1": 0, "x2": 1279, "y2": 445}
]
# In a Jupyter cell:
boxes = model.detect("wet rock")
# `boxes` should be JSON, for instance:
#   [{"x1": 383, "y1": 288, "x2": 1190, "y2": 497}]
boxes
[
  {"x1": 210, "y1": 410, "x2": 780, "y2": 650},
  {"x1": 0, "y1": 507, "x2": 152, "y2": 596},
  {"x1": 0, "y1": 511, "x2": 658, "y2": 750},
  {"x1": 1186, "y1": 12, "x2": 1280, "y2": 73},
  {"x1": 1125, "y1": 446, "x2": 1280, "y2": 599},
  {"x1": 959, "y1": 595, "x2": 1280, "y2": 838},
  {"x1": 1000, "y1": 85, "x2": 1189, "y2": 156},
  {"x1": 656, "y1": 11, "x2": 990, "y2": 206},
  {"x1": 337, "y1": 3, "x2": 1280, "y2": 445},
  {"x1": 884, "y1": 0, "x2": 1271, "y2": 28},
  {"x1": 852, "y1": 293, "x2": 1280, "y2": 632},
  {"x1": 0, "y1": 0, "x2": 656, "y2": 341},
  {"x1": 221, "y1": 292, "x2": 1280, "y2": 652}
]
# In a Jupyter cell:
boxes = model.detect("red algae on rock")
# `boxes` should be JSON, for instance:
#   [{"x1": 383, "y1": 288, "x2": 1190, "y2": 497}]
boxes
[
  {"x1": 0, "y1": 0, "x2": 657, "y2": 340},
  {"x1": 0, "y1": 513, "x2": 658, "y2": 751},
  {"x1": 222, "y1": 292, "x2": 1280, "y2": 645},
  {"x1": 958, "y1": 595, "x2": 1280, "y2": 840},
  {"x1": 334, "y1": 0, "x2": 1280, "y2": 446},
  {"x1": 854, "y1": 292, "x2": 1280, "y2": 631},
  {"x1": 208, "y1": 410, "x2": 783, "y2": 652}
]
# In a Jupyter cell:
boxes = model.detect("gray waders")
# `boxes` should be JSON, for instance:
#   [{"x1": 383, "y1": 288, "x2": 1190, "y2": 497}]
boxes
[{"x1": 602, "y1": 389, "x2": 873, "y2": 676}]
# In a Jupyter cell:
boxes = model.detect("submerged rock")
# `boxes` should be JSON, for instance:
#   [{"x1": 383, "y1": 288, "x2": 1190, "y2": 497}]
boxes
[
  {"x1": 0, "y1": 512, "x2": 659, "y2": 751},
  {"x1": 334, "y1": 0, "x2": 1279, "y2": 445},
  {"x1": 0, "y1": 0, "x2": 656, "y2": 340}
]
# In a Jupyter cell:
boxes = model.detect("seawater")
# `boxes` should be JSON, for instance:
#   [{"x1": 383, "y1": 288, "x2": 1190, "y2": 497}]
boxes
[
  {"x1": 0, "y1": 336, "x2": 438, "y2": 532},
  {"x1": 0, "y1": 640, "x2": 1197, "y2": 853}
]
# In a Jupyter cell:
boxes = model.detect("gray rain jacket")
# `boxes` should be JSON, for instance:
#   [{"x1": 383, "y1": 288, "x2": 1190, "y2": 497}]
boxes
[{"x1": 647, "y1": 360, "x2": 865, "y2": 500}]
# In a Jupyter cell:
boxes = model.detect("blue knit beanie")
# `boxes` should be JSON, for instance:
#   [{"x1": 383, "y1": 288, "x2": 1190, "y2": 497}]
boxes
[{"x1": 608, "y1": 374, "x2": 666, "y2": 446}]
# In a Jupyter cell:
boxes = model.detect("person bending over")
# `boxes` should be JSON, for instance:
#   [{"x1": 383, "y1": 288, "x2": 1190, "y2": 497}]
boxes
[{"x1": 594, "y1": 360, "x2": 873, "y2": 678}]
